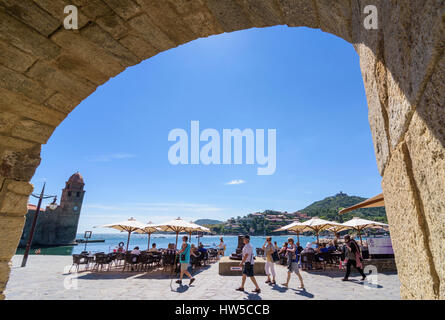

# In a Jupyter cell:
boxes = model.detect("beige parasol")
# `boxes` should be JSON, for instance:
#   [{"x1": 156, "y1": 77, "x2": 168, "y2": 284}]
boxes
[
  {"x1": 134, "y1": 221, "x2": 160, "y2": 249},
  {"x1": 341, "y1": 217, "x2": 389, "y2": 245},
  {"x1": 97, "y1": 217, "x2": 147, "y2": 251},
  {"x1": 300, "y1": 217, "x2": 344, "y2": 245},
  {"x1": 274, "y1": 221, "x2": 306, "y2": 243}
]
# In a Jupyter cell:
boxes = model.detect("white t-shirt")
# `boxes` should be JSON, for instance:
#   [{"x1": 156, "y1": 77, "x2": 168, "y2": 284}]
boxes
[{"x1": 242, "y1": 242, "x2": 255, "y2": 265}]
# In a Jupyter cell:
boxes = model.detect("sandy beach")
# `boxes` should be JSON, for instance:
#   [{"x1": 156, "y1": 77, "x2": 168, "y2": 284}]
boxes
[{"x1": 5, "y1": 255, "x2": 400, "y2": 300}]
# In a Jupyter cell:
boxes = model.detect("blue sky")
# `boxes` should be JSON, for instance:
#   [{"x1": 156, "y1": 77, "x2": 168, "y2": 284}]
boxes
[{"x1": 30, "y1": 26, "x2": 382, "y2": 233}]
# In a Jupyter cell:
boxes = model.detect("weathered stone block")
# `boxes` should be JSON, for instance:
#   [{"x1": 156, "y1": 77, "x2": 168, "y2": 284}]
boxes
[
  {"x1": 136, "y1": 0, "x2": 197, "y2": 45},
  {"x1": 53, "y1": 53, "x2": 110, "y2": 86},
  {"x1": 27, "y1": 60, "x2": 96, "y2": 102},
  {"x1": 0, "y1": 260, "x2": 11, "y2": 299},
  {"x1": 0, "y1": 88, "x2": 67, "y2": 127},
  {"x1": 0, "y1": 0, "x2": 60, "y2": 37},
  {"x1": 205, "y1": 0, "x2": 253, "y2": 32},
  {"x1": 79, "y1": 23, "x2": 140, "y2": 67},
  {"x1": 316, "y1": 0, "x2": 353, "y2": 42},
  {"x1": 106, "y1": 0, "x2": 142, "y2": 20},
  {"x1": 276, "y1": 0, "x2": 318, "y2": 29},
  {"x1": 119, "y1": 34, "x2": 159, "y2": 60},
  {"x1": 44, "y1": 92, "x2": 79, "y2": 115},
  {"x1": 234, "y1": 0, "x2": 283, "y2": 28},
  {"x1": 0, "y1": 64, "x2": 53, "y2": 104},
  {"x1": 11, "y1": 119, "x2": 55, "y2": 144},
  {"x1": 0, "y1": 188, "x2": 30, "y2": 215},
  {"x1": 127, "y1": 14, "x2": 175, "y2": 51},
  {"x1": 0, "y1": 216, "x2": 25, "y2": 260},
  {"x1": 0, "y1": 40, "x2": 36, "y2": 73},
  {"x1": 0, "y1": 111, "x2": 20, "y2": 134},
  {"x1": 357, "y1": 43, "x2": 390, "y2": 175},
  {"x1": 406, "y1": 113, "x2": 445, "y2": 300},
  {"x1": 0, "y1": 135, "x2": 36, "y2": 151},
  {"x1": 0, "y1": 146, "x2": 41, "y2": 180},
  {"x1": 382, "y1": 144, "x2": 440, "y2": 299},
  {"x1": 0, "y1": 7, "x2": 60, "y2": 60},
  {"x1": 51, "y1": 29, "x2": 125, "y2": 78},
  {"x1": 168, "y1": 0, "x2": 223, "y2": 38}
]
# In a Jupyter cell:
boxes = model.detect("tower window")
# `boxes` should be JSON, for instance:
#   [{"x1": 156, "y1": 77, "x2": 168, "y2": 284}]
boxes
[
  {"x1": 76, "y1": 192, "x2": 80, "y2": 197},
  {"x1": 68, "y1": 191, "x2": 72, "y2": 197}
]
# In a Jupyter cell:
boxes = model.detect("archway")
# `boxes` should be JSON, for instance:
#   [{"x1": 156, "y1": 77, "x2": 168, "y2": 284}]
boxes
[{"x1": 0, "y1": 0, "x2": 443, "y2": 300}]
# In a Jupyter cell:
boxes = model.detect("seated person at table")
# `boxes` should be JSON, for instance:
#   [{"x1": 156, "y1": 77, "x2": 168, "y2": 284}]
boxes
[
  {"x1": 198, "y1": 243, "x2": 207, "y2": 255},
  {"x1": 191, "y1": 244, "x2": 199, "y2": 257},
  {"x1": 131, "y1": 246, "x2": 141, "y2": 255},
  {"x1": 326, "y1": 242, "x2": 337, "y2": 252},
  {"x1": 149, "y1": 243, "x2": 158, "y2": 252},
  {"x1": 320, "y1": 243, "x2": 330, "y2": 253}
]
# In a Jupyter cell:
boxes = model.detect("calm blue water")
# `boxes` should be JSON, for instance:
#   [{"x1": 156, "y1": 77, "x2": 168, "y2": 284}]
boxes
[{"x1": 16, "y1": 233, "x2": 322, "y2": 256}]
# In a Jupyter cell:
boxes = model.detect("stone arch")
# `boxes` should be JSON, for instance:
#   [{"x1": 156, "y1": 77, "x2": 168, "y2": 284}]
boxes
[{"x1": 0, "y1": 0, "x2": 443, "y2": 300}]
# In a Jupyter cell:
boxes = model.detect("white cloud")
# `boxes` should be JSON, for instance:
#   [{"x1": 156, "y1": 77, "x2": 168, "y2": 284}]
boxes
[
  {"x1": 87, "y1": 153, "x2": 136, "y2": 162},
  {"x1": 225, "y1": 179, "x2": 246, "y2": 185}
]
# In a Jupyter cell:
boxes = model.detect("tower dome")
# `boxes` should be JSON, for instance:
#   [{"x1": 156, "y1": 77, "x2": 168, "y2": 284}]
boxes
[{"x1": 68, "y1": 172, "x2": 84, "y2": 184}]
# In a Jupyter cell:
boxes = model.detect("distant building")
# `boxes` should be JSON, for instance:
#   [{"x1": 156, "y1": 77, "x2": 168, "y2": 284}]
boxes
[{"x1": 19, "y1": 172, "x2": 86, "y2": 247}]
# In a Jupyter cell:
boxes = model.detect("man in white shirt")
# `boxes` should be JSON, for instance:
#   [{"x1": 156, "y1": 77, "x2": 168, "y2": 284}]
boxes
[{"x1": 236, "y1": 235, "x2": 261, "y2": 293}]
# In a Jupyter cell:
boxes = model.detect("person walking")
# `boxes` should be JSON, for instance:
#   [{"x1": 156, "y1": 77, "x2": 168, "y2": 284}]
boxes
[
  {"x1": 282, "y1": 237, "x2": 305, "y2": 289},
  {"x1": 262, "y1": 237, "x2": 278, "y2": 285},
  {"x1": 236, "y1": 235, "x2": 261, "y2": 293},
  {"x1": 342, "y1": 235, "x2": 366, "y2": 281},
  {"x1": 176, "y1": 236, "x2": 195, "y2": 286}
]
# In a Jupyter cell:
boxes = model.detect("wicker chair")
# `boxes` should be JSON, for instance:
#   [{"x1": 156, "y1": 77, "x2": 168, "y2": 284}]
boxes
[
  {"x1": 69, "y1": 254, "x2": 89, "y2": 273},
  {"x1": 122, "y1": 253, "x2": 140, "y2": 271},
  {"x1": 300, "y1": 252, "x2": 315, "y2": 270},
  {"x1": 92, "y1": 253, "x2": 112, "y2": 272}
]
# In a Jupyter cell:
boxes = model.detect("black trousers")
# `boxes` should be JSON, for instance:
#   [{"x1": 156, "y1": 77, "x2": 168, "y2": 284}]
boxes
[{"x1": 344, "y1": 259, "x2": 366, "y2": 279}]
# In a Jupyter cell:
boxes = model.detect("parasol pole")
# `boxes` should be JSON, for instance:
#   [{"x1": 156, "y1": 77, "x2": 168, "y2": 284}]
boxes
[
  {"x1": 126, "y1": 229, "x2": 131, "y2": 252},
  {"x1": 147, "y1": 232, "x2": 151, "y2": 250},
  {"x1": 358, "y1": 228, "x2": 363, "y2": 247},
  {"x1": 297, "y1": 231, "x2": 300, "y2": 243}
]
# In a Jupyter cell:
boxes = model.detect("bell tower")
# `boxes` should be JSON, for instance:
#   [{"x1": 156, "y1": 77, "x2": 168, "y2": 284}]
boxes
[{"x1": 60, "y1": 172, "x2": 85, "y2": 214}]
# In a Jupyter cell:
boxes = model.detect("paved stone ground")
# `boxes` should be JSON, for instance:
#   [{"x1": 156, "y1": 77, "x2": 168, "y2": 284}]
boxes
[{"x1": 5, "y1": 255, "x2": 400, "y2": 300}]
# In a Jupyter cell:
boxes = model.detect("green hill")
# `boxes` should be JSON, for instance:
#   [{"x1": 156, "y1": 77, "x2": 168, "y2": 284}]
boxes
[
  {"x1": 300, "y1": 192, "x2": 387, "y2": 223},
  {"x1": 194, "y1": 219, "x2": 223, "y2": 226}
]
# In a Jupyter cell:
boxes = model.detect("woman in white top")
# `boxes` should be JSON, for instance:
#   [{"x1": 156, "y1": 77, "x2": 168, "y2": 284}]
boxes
[
  {"x1": 262, "y1": 237, "x2": 278, "y2": 285},
  {"x1": 217, "y1": 237, "x2": 226, "y2": 258}
]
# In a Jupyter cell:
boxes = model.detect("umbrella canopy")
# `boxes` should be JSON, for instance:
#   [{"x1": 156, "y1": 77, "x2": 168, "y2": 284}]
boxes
[
  {"x1": 273, "y1": 221, "x2": 307, "y2": 243},
  {"x1": 341, "y1": 217, "x2": 389, "y2": 245},
  {"x1": 151, "y1": 217, "x2": 202, "y2": 233},
  {"x1": 134, "y1": 221, "x2": 160, "y2": 249},
  {"x1": 339, "y1": 193, "x2": 384, "y2": 214},
  {"x1": 300, "y1": 217, "x2": 344, "y2": 244},
  {"x1": 97, "y1": 217, "x2": 146, "y2": 251}
]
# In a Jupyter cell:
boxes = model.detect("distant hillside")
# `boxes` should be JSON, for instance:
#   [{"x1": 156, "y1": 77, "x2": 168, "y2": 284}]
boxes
[
  {"x1": 300, "y1": 192, "x2": 387, "y2": 223},
  {"x1": 194, "y1": 219, "x2": 223, "y2": 226}
]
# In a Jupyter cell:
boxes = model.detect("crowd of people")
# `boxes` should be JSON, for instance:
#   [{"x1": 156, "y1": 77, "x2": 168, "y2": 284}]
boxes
[{"x1": 124, "y1": 234, "x2": 367, "y2": 292}]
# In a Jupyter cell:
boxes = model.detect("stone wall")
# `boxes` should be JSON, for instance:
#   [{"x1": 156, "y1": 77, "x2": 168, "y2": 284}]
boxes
[{"x1": 0, "y1": 0, "x2": 443, "y2": 300}]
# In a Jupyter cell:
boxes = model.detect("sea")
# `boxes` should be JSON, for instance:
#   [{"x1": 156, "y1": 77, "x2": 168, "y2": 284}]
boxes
[{"x1": 15, "y1": 233, "x2": 323, "y2": 256}]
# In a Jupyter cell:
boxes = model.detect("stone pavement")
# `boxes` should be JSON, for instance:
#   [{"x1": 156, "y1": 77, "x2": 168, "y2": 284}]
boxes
[{"x1": 5, "y1": 255, "x2": 400, "y2": 300}]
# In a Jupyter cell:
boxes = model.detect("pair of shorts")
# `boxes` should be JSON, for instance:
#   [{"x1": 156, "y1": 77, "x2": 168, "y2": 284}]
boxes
[
  {"x1": 243, "y1": 262, "x2": 254, "y2": 277},
  {"x1": 288, "y1": 262, "x2": 300, "y2": 275},
  {"x1": 180, "y1": 263, "x2": 189, "y2": 272}
]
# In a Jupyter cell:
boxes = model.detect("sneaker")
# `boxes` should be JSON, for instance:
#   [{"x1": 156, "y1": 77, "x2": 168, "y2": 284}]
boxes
[
  {"x1": 189, "y1": 278, "x2": 195, "y2": 285},
  {"x1": 175, "y1": 280, "x2": 182, "y2": 284},
  {"x1": 361, "y1": 276, "x2": 366, "y2": 281}
]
